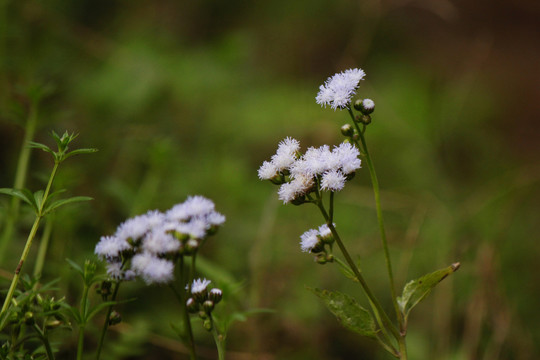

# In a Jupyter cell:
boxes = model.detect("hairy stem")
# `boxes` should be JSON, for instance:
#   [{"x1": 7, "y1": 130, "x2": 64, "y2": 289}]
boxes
[{"x1": 96, "y1": 281, "x2": 121, "y2": 360}]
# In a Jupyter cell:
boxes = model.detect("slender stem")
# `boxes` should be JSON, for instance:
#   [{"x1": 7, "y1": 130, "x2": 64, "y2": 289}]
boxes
[
  {"x1": 33, "y1": 324, "x2": 55, "y2": 360},
  {"x1": 33, "y1": 214, "x2": 54, "y2": 280},
  {"x1": 348, "y1": 109, "x2": 402, "y2": 328},
  {"x1": 175, "y1": 257, "x2": 197, "y2": 360},
  {"x1": 315, "y1": 199, "x2": 400, "y2": 340},
  {"x1": 96, "y1": 281, "x2": 121, "y2": 360},
  {"x1": 0, "y1": 161, "x2": 60, "y2": 328},
  {"x1": 0, "y1": 216, "x2": 41, "y2": 325},
  {"x1": 210, "y1": 315, "x2": 226, "y2": 360},
  {"x1": 77, "y1": 283, "x2": 90, "y2": 360},
  {"x1": 0, "y1": 99, "x2": 38, "y2": 263},
  {"x1": 334, "y1": 257, "x2": 396, "y2": 352}
]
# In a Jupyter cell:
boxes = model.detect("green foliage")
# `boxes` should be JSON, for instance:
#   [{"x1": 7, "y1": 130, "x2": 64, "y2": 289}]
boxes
[
  {"x1": 398, "y1": 263, "x2": 461, "y2": 323},
  {"x1": 308, "y1": 287, "x2": 377, "y2": 339}
]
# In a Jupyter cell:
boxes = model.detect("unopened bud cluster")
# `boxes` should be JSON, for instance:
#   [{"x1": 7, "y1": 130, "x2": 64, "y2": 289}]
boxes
[
  {"x1": 95, "y1": 196, "x2": 225, "y2": 284},
  {"x1": 300, "y1": 223, "x2": 336, "y2": 264},
  {"x1": 186, "y1": 278, "x2": 222, "y2": 331}
]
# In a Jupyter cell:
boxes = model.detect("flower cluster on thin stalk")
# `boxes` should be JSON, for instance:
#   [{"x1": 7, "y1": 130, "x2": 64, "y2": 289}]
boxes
[
  {"x1": 300, "y1": 223, "x2": 336, "y2": 264},
  {"x1": 258, "y1": 138, "x2": 361, "y2": 205},
  {"x1": 95, "y1": 195, "x2": 225, "y2": 284},
  {"x1": 186, "y1": 278, "x2": 223, "y2": 331}
]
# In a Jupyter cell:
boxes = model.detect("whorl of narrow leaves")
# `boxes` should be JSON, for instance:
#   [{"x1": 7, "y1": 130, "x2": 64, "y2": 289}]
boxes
[
  {"x1": 397, "y1": 262, "x2": 460, "y2": 322},
  {"x1": 308, "y1": 287, "x2": 377, "y2": 338}
]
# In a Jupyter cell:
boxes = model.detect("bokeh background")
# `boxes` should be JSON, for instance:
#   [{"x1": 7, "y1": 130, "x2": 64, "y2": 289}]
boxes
[{"x1": 1, "y1": 0, "x2": 539, "y2": 359}]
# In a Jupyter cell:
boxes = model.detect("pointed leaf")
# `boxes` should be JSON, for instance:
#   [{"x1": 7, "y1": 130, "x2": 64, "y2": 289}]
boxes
[
  {"x1": 398, "y1": 263, "x2": 460, "y2": 320},
  {"x1": 33, "y1": 190, "x2": 44, "y2": 211},
  {"x1": 65, "y1": 258, "x2": 84, "y2": 276},
  {"x1": 308, "y1": 287, "x2": 377, "y2": 338},
  {"x1": 43, "y1": 196, "x2": 93, "y2": 215},
  {"x1": 27, "y1": 141, "x2": 54, "y2": 154},
  {"x1": 0, "y1": 188, "x2": 37, "y2": 211},
  {"x1": 63, "y1": 148, "x2": 98, "y2": 160}
]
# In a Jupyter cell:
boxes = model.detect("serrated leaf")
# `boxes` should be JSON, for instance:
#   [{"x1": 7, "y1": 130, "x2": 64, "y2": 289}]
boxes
[
  {"x1": 398, "y1": 263, "x2": 460, "y2": 321},
  {"x1": 308, "y1": 287, "x2": 377, "y2": 338},
  {"x1": 43, "y1": 196, "x2": 93, "y2": 215}
]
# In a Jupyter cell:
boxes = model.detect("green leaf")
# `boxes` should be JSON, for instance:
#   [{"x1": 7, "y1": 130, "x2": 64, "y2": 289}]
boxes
[
  {"x1": 308, "y1": 287, "x2": 377, "y2": 338},
  {"x1": 63, "y1": 148, "x2": 98, "y2": 160},
  {"x1": 33, "y1": 190, "x2": 44, "y2": 212},
  {"x1": 397, "y1": 262, "x2": 460, "y2": 321},
  {"x1": 0, "y1": 188, "x2": 38, "y2": 212},
  {"x1": 65, "y1": 259, "x2": 84, "y2": 277},
  {"x1": 27, "y1": 141, "x2": 54, "y2": 154},
  {"x1": 43, "y1": 196, "x2": 93, "y2": 215}
]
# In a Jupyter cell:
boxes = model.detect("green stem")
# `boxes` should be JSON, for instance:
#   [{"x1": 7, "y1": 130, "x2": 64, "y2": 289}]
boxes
[
  {"x1": 334, "y1": 257, "x2": 396, "y2": 352},
  {"x1": 175, "y1": 257, "x2": 197, "y2": 360},
  {"x1": 33, "y1": 324, "x2": 55, "y2": 360},
  {"x1": 315, "y1": 198, "x2": 400, "y2": 341},
  {"x1": 348, "y1": 109, "x2": 402, "y2": 328},
  {"x1": 210, "y1": 315, "x2": 226, "y2": 360},
  {"x1": 77, "y1": 283, "x2": 90, "y2": 360},
  {"x1": 33, "y1": 214, "x2": 54, "y2": 280},
  {"x1": 0, "y1": 99, "x2": 38, "y2": 263},
  {"x1": 96, "y1": 281, "x2": 121, "y2": 360}
]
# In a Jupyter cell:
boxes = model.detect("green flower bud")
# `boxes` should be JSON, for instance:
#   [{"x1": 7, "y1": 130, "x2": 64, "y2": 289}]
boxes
[
  {"x1": 108, "y1": 311, "x2": 122, "y2": 326},
  {"x1": 341, "y1": 124, "x2": 354, "y2": 137},
  {"x1": 24, "y1": 312, "x2": 34, "y2": 325},
  {"x1": 353, "y1": 99, "x2": 363, "y2": 111},
  {"x1": 45, "y1": 319, "x2": 62, "y2": 329},
  {"x1": 186, "y1": 298, "x2": 199, "y2": 313},
  {"x1": 203, "y1": 319, "x2": 213, "y2": 331},
  {"x1": 360, "y1": 115, "x2": 372, "y2": 125},
  {"x1": 208, "y1": 288, "x2": 223, "y2": 304},
  {"x1": 359, "y1": 99, "x2": 375, "y2": 115},
  {"x1": 326, "y1": 254, "x2": 334, "y2": 263},
  {"x1": 315, "y1": 254, "x2": 327, "y2": 264},
  {"x1": 203, "y1": 300, "x2": 215, "y2": 314}
]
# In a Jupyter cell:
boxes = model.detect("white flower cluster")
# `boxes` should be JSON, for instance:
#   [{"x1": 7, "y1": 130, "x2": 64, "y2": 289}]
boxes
[
  {"x1": 95, "y1": 196, "x2": 225, "y2": 284},
  {"x1": 258, "y1": 138, "x2": 361, "y2": 204},
  {"x1": 300, "y1": 224, "x2": 334, "y2": 253},
  {"x1": 316, "y1": 68, "x2": 366, "y2": 110}
]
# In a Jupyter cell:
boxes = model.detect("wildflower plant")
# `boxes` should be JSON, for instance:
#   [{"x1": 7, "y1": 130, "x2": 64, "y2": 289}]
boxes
[
  {"x1": 94, "y1": 195, "x2": 228, "y2": 360},
  {"x1": 259, "y1": 68, "x2": 460, "y2": 359}
]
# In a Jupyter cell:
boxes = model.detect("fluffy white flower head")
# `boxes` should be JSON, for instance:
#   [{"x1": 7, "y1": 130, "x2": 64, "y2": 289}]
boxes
[
  {"x1": 95, "y1": 235, "x2": 130, "y2": 259},
  {"x1": 300, "y1": 229, "x2": 320, "y2": 253},
  {"x1": 131, "y1": 252, "x2": 174, "y2": 284},
  {"x1": 316, "y1": 68, "x2": 366, "y2": 110},
  {"x1": 258, "y1": 161, "x2": 278, "y2": 180},
  {"x1": 321, "y1": 169, "x2": 346, "y2": 191},
  {"x1": 362, "y1": 98, "x2": 375, "y2": 110},
  {"x1": 190, "y1": 278, "x2": 211, "y2": 294}
]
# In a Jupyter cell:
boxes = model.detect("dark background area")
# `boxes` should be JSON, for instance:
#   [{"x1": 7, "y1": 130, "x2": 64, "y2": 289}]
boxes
[{"x1": 1, "y1": 0, "x2": 539, "y2": 359}]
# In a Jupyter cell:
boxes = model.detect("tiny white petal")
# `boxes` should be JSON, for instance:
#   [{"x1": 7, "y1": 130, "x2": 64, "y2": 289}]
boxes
[
  {"x1": 300, "y1": 229, "x2": 320, "y2": 252},
  {"x1": 190, "y1": 278, "x2": 211, "y2": 294}
]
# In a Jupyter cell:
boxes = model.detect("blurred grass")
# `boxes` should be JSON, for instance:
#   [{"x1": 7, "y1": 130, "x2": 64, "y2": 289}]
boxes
[{"x1": 1, "y1": 0, "x2": 539, "y2": 359}]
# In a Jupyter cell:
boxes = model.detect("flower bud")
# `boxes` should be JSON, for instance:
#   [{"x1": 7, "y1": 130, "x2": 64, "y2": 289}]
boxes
[
  {"x1": 315, "y1": 254, "x2": 327, "y2": 264},
  {"x1": 45, "y1": 319, "x2": 62, "y2": 329},
  {"x1": 353, "y1": 99, "x2": 363, "y2": 111},
  {"x1": 326, "y1": 254, "x2": 334, "y2": 263},
  {"x1": 341, "y1": 124, "x2": 354, "y2": 137},
  {"x1": 185, "y1": 239, "x2": 199, "y2": 253},
  {"x1": 203, "y1": 319, "x2": 213, "y2": 331},
  {"x1": 291, "y1": 195, "x2": 307, "y2": 206},
  {"x1": 108, "y1": 311, "x2": 122, "y2": 326},
  {"x1": 208, "y1": 288, "x2": 223, "y2": 304},
  {"x1": 24, "y1": 312, "x2": 34, "y2": 325},
  {"x1": 186, "y1": 298, "x2": 199, "y2": 313},
  {"x1": 359, "y1": 99, "x2": 375, "y2": 115},
  {"x1": 203, "y1": 300, "x2": 215, "y2": 314},
  {"x1": 360, "y1": 115, "x2": 372, "y2": 125}
]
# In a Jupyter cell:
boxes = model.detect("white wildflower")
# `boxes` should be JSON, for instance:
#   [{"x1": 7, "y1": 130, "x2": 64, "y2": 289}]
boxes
[
  {"x1": 316, "y1": 68, "x2": 366, "y2": 110},
  {"x1": 95, "y1": 235, "x2": 130, "y2": 259},
  {"x1": 190, "y1": 278, "x2": 211, "y2": 294},
  {"x1": 321, "y1": 169, "x2": 346, "y2": 191},
  {"x1": 300, "y1": 229, "x2": 320, "y2": 253},
  {"x1": 258, "y1": 160, "x2": 278, "y2": 180},
  {"x1": 131, "y1": 252, "x2": 174, "y2": 284},
  {"x1": 333, "y1": 142, "x2": 361, "y2": 174}
]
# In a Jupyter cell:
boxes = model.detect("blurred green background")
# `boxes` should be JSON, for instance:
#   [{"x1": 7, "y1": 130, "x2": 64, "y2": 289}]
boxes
[{"x1": 1, "y1": 0, "x2": 539, "y2": 359}]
